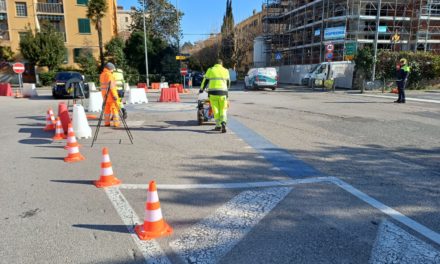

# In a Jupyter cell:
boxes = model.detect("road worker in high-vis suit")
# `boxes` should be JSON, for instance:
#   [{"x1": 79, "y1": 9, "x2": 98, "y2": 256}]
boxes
[
  {"x1": 200, "y1": 59, "x2": 230, "y2": 133},
  {"x1": 113, "y1": 68, "x2": 127, "y2": 119},
  {"x1": 100, "y1": 62, "x2": 120, "y2": 127}
]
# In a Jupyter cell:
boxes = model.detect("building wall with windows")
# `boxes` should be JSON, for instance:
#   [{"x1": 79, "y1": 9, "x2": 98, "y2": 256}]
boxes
[
  {"x1": 116, "y1": 5, "x2": 135, "y2": 41},
  {"x1": 0, "y1": 0, "x2": 118, "y2": 66}
]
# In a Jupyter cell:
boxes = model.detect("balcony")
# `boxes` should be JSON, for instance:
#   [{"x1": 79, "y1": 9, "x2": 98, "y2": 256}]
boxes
[
  {"x1": 0, "y1": 1, "x2": 6, "y2": 12},
  {"x1": 37, "y1": 3, "x2": 64, "y2": 14}
]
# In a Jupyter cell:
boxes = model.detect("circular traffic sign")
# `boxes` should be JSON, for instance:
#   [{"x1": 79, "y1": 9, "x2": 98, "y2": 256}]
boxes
[
  {"x1": 180, "y1": 68, "x2": 188, "y2": 76},
  {"x1": 13, "y1": 63, "x2": 25, "y2": 74},
  {"x1": 326, "y1": 44, "x2": 334, "y2": 51},
  {"x1": 326, "y1": 52, "x2": 334, "y2": 60}
]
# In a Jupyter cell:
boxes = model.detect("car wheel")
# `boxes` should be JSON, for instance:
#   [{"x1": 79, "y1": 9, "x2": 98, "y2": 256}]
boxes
[
  {"x1": 197, "y1": 109, "x2": 204, "y2": 125},
  {"x1": 271, "y1": 87, "x2": 276, "y2": 91}
]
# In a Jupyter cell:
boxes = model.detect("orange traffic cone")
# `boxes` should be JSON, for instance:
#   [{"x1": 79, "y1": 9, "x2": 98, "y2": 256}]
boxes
[
  {"x1": 53, "y1": 117, "x2": 66, "y2": 140},
  {"x1": 135, "y1": 181, "x2": 173, "y2": 240},
  {"x1": 64, "y1": 143, "x2": 85, "y2": 163},
  {"x1": 94, "y1": 147, "x2": 121, "y2": 188},
  {"x1": 64, "y1": 123, "x2": 81, "y2": 149},
  {"x1": 43, "y1": 108, "x2": 56, "y2": 131}
]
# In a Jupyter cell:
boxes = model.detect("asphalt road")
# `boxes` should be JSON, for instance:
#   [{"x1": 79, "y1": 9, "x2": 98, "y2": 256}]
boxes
[{"x1": 1, "y1": 84, "x2": 439, "y2": 264}]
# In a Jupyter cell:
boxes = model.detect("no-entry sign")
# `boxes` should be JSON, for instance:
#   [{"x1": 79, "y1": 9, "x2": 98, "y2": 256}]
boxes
[
  {"x1": 180, "y1": 68, "x2": 188, "y2": 76},
  {"x1": 13, "y1": 63, "x2": 25, "y2": 74}
]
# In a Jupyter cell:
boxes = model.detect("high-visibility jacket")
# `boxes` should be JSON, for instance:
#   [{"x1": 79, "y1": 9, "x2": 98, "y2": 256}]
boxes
[
  {"x1": 397, "y1": 64, "x2": 411, "y2": 82},
  {"x1": 201, "y1": 64, "x2": 230, "y2": 96},
  {"x1": 100, "y1": 68, "x2": 119, "y2": 103},
  {"x1": 113, "y1": 69, "x2": 125, "y2": 91}
]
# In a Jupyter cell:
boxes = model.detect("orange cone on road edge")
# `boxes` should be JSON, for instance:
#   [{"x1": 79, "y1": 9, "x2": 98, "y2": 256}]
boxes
[
  {"x1": 64, "y1": 123, "x2": 81, "y2": 150},
  {"x1": 64, "y1": 143, "x2": 85, "y2": 163},
  {"x1": 94, "y1": 147, "x2": 121, "y2": 188},
  {"x1": 43, "y1": 108, "x2": 56, "y2": 131},
  {"x1": 135, "y1": 181, "x2": 173, "y2": 240},
  {"x1": 53, "y1": 117, "x2": 67, "y2": 140}
]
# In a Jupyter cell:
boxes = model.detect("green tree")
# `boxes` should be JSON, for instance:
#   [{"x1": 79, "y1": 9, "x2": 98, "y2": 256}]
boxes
[
  {"x1": 19, "y1": 23, "x2": 66, "y2": 70},
  {"x1": 76, "y1": 48, "x2": 99, "y2": 83},
  {"x1": 105, "y1": 36, "x2": 126, "y2": 67},
  {"x1": 0, "y1": 46, "x2": 14, "y2": 61},
  {"x1": 220, "y1": 0, "x2": 235, "y2": 68},
  {"x1": 131, "y1": 0, "x2": 183, "y2": 44},
  {"x1": 87, "y1": 0, "x2": 108, "y2": 69}
]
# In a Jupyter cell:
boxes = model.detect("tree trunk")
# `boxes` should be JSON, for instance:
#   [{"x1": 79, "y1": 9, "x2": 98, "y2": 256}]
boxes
[{"x1": 97, "y1": 20, "x2": 104, "y2": 69}]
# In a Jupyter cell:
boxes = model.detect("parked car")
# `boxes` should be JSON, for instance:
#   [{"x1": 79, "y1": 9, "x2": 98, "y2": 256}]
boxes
[
  {"x1": 244, "y1": 67, "x2": 278, "y2": 90},
  {"x1": 185, "y1": 71, "x2": 204, "y2": 87},
  {"x1": 52, "y1": 71, "x2": 89, "y2": 99}
]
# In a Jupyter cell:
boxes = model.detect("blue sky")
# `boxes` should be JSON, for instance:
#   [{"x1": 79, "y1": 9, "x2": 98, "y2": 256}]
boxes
[{"x1": 117, "y1": 0, "x2": 263, "y2": 43}]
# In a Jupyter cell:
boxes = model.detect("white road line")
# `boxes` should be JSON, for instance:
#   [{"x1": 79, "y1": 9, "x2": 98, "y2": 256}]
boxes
[
  {"x1": 169, "y1": 187, "x2": 293, "y2": 264},
  {"x1": 118, "y1": 176, "x2": 332, "y2": 190},
  {"x1": 331, "y1": 177, "x2": 440, "y2": 245},
  {"x1": 370, "y1": 220, "x2": 440, "y2": 264},
  {"x1": 104, "y1": 187, "x2": 172, "y2": 264},
  {"x1": 359, "y1": 94, "x2": 440, "y2": 104}
]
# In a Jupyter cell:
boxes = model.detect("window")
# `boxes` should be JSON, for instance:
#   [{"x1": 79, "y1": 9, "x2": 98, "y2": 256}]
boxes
[
  {"x1": 78, "y1": 18, "x2": 91, "y2": 34},
  {"x1": 73, "y1": 48, "x2": 83, "y2": 63},
  {"x1": 77, "y1": 0, "x2": 88, "y2": 5},
  {"x1": 125, "y1": 17, "x2": 129, "y2": 23},
  {"x1": 16, "y1": 2, "x2": 27, "y2": 17}
]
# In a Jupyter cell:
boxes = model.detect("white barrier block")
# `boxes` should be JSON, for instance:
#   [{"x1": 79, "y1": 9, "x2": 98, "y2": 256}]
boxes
[
  {"x1": 88, "y1": 82, "x2": 97, "y2": 91},
  {"x1": 159, "y1": 82, "x2": 169, "y2": 88},
  {"x1": 88, "y1": 91, "x2": 103, "y2": 112},
  {"x1": 124, "y1": 83, "x2": 130, "y2": 92},
  {"x1": 127, "y1": 88, "x2": 148, "y2": 104},
  {"x1": 73, "y1": 104, "x2": 92, "y2": 139},
  {"x1": 23, "y1": 83, "x2": 38, "y2": 97}
]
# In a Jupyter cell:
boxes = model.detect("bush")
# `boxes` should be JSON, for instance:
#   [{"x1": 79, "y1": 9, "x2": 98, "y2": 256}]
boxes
[{"x1": 39, "y1": 71, "x2": 56, "y2": 86}]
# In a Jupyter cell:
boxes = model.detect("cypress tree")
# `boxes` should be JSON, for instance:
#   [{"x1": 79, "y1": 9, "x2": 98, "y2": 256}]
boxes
[{"x1": 220, "y1": 0, "x2": 235, "y2": 68}]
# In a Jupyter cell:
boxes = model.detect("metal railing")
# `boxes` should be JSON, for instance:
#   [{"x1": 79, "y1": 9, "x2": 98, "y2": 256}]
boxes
[
  {"x1": 37, "y1": 3, "x2": 63, "y2": 14},
  {"x1": 0, "y1": 1, "x2": 6, "y2": 12}
]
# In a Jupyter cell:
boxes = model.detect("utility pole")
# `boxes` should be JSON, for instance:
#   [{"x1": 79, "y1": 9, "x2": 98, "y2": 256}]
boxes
[
  {"x1": 143, "y1": 0, "x2": 150, "y2": 86},
  {"x1": 371, "y1": 0, "x2": 382, "y2": 82}
]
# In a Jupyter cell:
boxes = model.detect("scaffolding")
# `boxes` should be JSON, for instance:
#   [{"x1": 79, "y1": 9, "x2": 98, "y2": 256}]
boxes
[{"x1": 263, "y1": 0, "x2": 440, "y2": 66}]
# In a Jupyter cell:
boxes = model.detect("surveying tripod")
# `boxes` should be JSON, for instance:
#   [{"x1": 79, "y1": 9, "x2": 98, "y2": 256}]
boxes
[{"x1": 91, "y1": 83, "x2": 133, "y2": 147}]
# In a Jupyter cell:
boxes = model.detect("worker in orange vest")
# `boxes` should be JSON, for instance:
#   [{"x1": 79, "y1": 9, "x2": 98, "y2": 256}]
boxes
[{"x1": 100, "y1": 63, "x2": 120, "y2": 127}]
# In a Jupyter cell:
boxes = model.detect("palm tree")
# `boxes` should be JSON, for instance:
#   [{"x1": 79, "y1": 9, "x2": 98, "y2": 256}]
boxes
[{"x1": 86, "y1": 0, "x2": 108, "y2": 69}]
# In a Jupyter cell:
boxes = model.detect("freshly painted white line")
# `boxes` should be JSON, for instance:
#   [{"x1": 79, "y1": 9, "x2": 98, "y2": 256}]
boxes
[
  {"x1": 104, "y1": 187, "x2": 171, "y2": 264},
  {"x1": 331, "y1": 177, "x2": 440, "y2": 245},
  {"x1": 118, "y1": 176, "x2": 332, "y2": 190},
  {"x1": 359, "y1": 94, "x2": 440, "y2": 104},
  {"x1": 170, "y1": 187, "x2": 293, "y2": 264},
  {"x1": 370, "y1": 220, "x2": 440, "y2": 263},
  {"x1": 244, "y1": 146, "x2": 252, "y2": 149}
]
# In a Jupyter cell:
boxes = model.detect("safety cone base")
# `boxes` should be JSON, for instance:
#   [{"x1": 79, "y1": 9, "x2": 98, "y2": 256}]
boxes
[
  {"x1": 135, "y1": 222, "x2": 173, "y2": 240},
  {"x1": 94, "y1": 178, "x2": 121, "y2": 188},
  {"x1": 64, "y1": 154, "x2": 85, "y2": 163},
  {"x1": 64, "y1": 143, "x2": 81, "y2": 150},
  {"x1": 53, "y1": 134, "x2": 67, "y2": 140}
]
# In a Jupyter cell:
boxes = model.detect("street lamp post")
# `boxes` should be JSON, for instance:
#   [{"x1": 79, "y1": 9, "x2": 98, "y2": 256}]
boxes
[{"x1": 143, "y1": 0, "x2": 149, "y2": 86}]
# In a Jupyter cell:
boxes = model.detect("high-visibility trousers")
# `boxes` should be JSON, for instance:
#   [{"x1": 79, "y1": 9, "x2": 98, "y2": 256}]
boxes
[
  {"x1": 209, "y1": 95, "x2": 228, "y2": 127},
  {"x1": 104, "y1": 102, "x2": 120, "y2": 127}
]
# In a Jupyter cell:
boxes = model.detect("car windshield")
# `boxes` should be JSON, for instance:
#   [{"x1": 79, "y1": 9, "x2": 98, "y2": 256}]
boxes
[
  {"x1": 55, "y1": 72, "x2": 82, "y2": 81},
  {"x1": 309, "y1": 64, "x2": 320, "y2": 73}
]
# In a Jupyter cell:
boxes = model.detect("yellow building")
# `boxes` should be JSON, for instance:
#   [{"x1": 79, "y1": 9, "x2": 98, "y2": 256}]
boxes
[{"x1": 0, "y1": 0, "x2": 117, "y2": 66}]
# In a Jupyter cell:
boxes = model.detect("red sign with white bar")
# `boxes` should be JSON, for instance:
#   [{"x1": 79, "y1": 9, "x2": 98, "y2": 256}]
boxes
[
  {"x1": 180, "y1": 68, "x2": 188, "y2": 76},
  {"x1": 13, "y1": 63, "x2": 25, "y2": 74}
]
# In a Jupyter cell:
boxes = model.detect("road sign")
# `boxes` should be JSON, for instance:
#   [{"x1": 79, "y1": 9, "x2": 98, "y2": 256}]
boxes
[
  {"x1": 326, "y1": 44, "x2": 334, "y2": 52},
  {"x1": 326, "y1": 52, "x2": 333, "y2": 60},
  {"x1": 180, "y1": 68, "x2": 188, "y2": 76},
  {"x1": 391, "y1": 33, "x2": 400, "y2": 43},
  {"x1": 275, "y1": 52, "x2": 282, "y2": 61},
  {"x1": 13, "y1": 63, "x2": 25, "y2": 74}
]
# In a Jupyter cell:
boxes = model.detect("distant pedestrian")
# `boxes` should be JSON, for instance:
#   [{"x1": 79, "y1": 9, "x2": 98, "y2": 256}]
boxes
[{"x1": 395, "y1": 58, "x2": 410, "y2": 103}]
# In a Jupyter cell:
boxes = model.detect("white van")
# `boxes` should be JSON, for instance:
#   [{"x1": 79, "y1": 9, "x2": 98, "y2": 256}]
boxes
[
  {"x1": 244, "y1": 67, "x2": 278, "y2": 90},
  {"x1": 303, "y1": 61, "x2": 354, "y2": 89}
]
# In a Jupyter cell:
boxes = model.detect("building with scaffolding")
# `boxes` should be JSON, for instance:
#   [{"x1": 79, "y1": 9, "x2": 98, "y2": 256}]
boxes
[{"x1": 262, "y1": 0, "x2": 440, "y2": 66}]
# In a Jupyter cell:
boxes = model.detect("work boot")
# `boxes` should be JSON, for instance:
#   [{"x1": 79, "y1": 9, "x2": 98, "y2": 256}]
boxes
[
  {"x1": 121, "y1": 108, "x2": 128, "y2": 119},
  {"x1": 212, "y1": 126, "x2": 221, "y2": 131},
  {"x1": 221, "y1": 122, "x2": 227, "y2": 133}
]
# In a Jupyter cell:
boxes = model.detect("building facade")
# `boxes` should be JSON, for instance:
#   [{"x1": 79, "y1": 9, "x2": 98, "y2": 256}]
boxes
[
  {"x1": 0, "y1": 0, "x2": 118, "y2": 65},
  {"x1": 263, "y1": 0, "x2": 440, "y2": 66},
  {"x1": 116, "y1": 5, "x2": 135, "y2": 41}
]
